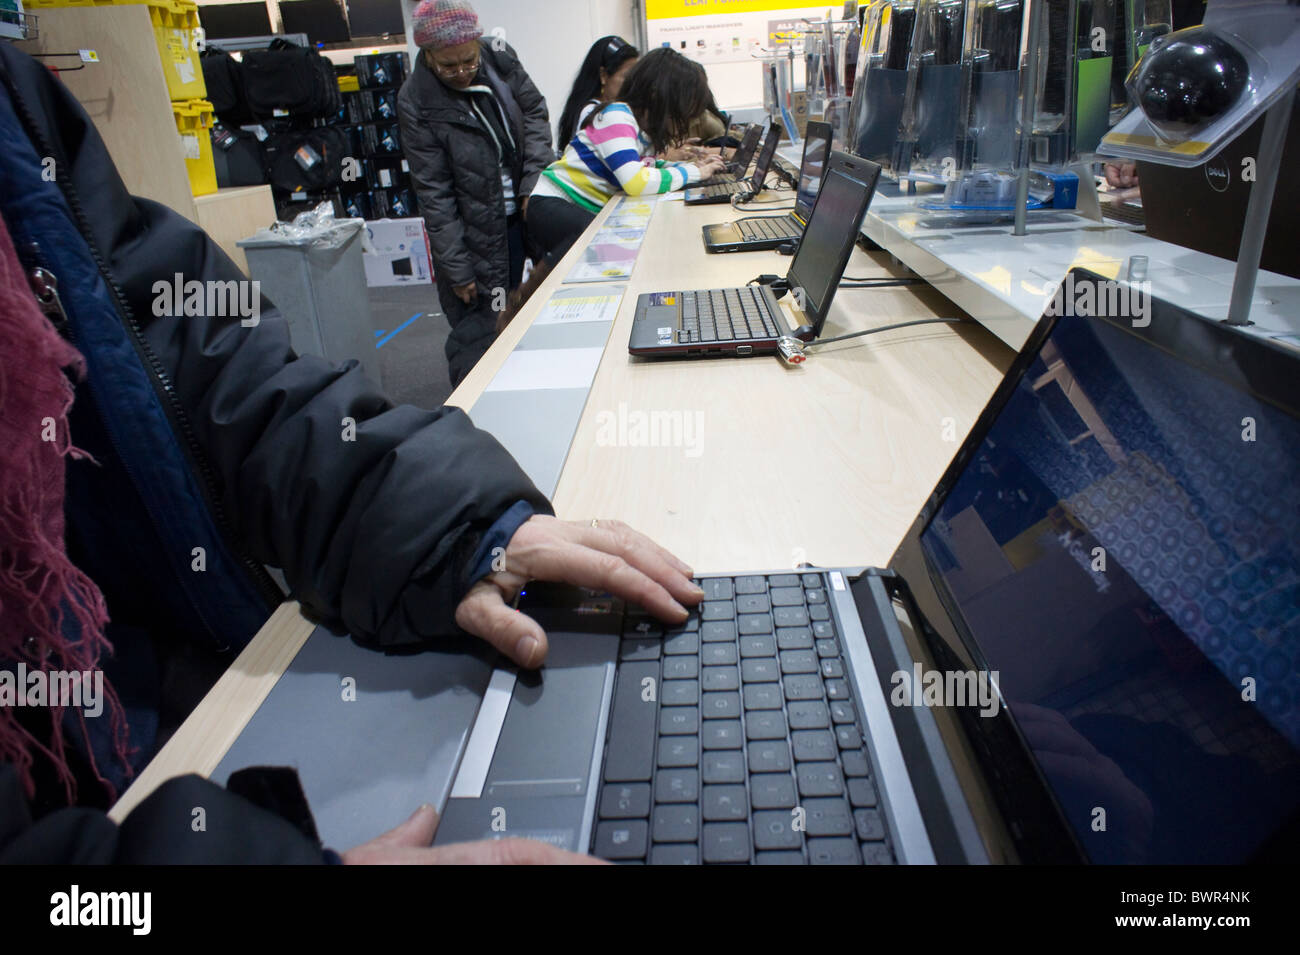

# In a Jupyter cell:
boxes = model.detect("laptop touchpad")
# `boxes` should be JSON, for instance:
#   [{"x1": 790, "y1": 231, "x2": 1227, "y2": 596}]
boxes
[
  {"x1": 435, "y1": 629, "x2": 616, "y2": 850},
  {"x1": 486, "y1": 645, "x2": 609, "y2": 797}
]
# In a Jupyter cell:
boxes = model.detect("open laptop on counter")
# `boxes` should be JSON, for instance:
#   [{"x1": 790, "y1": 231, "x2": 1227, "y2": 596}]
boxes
[
  {"x1": 702, "y1": 120, "x2": 832, "y2": 253},
  {"x1": 684, "y1": 123, "x2": 782, "y2": 206},
  {"x1": 631, "y1": 150, "x2": 881, "y2": 359},
  {"x1": 710, "y1": 123, "x2": 762, "y2": 182},
  {"x1": 431, "y1": 268, "x2": 1300, "y2": 864}
]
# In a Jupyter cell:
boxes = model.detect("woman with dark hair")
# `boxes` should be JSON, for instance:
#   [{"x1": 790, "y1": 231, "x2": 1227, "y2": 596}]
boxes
[
  {"x1": 525, "y1": 47, "x2": 727, "y2": 263},
  {"x1": 556, "y1": 35, "x2": 640, "y2": 153}
]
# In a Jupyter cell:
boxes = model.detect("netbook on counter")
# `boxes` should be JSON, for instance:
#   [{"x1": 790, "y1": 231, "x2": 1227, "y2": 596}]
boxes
[
  {"x1": 703, "y1": 121, "x2": 833, "y2": 253},
  {"x1": 684, "y1": 123, "x2": 783, "y2": 206},
  {"x1": 683, "y1": 123, "x2": 760, "y2": 191},
  {"x1": 631, "y1": 150, "x2": 881, "y2": 359},
  {"x1": 433, "y1": 268, "x2": 1300, "y2": 864}
]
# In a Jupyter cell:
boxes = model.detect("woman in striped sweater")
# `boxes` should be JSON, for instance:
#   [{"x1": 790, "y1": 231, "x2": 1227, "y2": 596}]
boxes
[{"x1": 525, "y1": 47, "x2": 727, "y2": 263}]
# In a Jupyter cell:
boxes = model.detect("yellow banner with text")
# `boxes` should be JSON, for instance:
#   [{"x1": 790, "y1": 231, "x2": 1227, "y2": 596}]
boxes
[{"x1": 646, "y1": 0, "x2": 834, "y2": 18}]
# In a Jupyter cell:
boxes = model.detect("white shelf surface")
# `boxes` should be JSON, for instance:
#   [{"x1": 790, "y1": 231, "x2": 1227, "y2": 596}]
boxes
[
  {"x1": 770, "y1": 145, "x2": 1300, "y2": 353},
  {"x1": 861, "y1": 182, "x2": 1300, "y2": 353}
]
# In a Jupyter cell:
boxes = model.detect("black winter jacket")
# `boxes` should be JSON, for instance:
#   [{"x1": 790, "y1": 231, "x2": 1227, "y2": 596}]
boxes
[
  {"x1": 0, "y1": 44, "x2": 550, "y2": 861},
  {"x1": 397, "y1": 41, "x2": 551, "y2": 383}
]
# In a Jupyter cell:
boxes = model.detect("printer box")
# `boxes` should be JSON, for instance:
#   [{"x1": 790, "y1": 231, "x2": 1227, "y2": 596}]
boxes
[{"x1": 363, "y1": 217, "x2": 433, "y2": 287}]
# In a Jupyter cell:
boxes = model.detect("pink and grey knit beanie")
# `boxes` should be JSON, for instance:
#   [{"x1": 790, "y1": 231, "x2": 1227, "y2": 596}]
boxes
[{"x1": 412, "y1": 0, "x2": 483, "y2": 51}]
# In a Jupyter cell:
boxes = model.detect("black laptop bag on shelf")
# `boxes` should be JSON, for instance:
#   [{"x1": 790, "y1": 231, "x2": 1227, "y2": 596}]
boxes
[
  {"x1": 264, "y1": 126, "x2": 352, "y2": 194},
  {"x1": 201, "y1": 46, "x2": 253, "y2": 126},
  {"x1": 241, "y1": 39, "x2": 341, "y2": 120},
  {"x1": 211, "y1": 123, "x2": 267, "y2": 188}
]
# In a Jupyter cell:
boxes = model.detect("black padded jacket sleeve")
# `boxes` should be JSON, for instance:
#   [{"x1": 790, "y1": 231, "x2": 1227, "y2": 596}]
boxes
[
  {"x1": 15, "y1": 48, "x2": 553, "y2": 649},
  {"x1": 0, "y1": 765, "x2": 327, "y2": 864}
]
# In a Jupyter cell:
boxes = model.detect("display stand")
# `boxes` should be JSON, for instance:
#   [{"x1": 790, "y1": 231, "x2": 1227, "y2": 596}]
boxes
[
  {"x1": 1012, "y1": 0, "x2": 1045, "y2": 237},
  {"x1": 835, "y1": 168, "x2": 1300, "y2": 352},
  {"x1": 1227, "y1": 85, "x2": 1295, "y2": 326}
]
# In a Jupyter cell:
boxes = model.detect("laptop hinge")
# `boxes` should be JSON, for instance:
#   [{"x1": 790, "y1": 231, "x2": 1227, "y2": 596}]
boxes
[
  {"x1": 848, "y1": 570, "x2": 991, "y2": 864},
  {"x1": 761, "y1": 285, "x2": 797, "y2": 337}
]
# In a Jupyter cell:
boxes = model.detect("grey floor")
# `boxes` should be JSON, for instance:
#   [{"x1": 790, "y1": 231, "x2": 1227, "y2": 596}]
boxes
[{"x1": 365, "y1": 284, "x2": 454, "y2": 409}]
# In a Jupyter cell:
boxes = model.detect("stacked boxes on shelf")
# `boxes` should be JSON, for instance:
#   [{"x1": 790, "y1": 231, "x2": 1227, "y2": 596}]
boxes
[
  {"x1": 208, "y1": 49, "x2": 414, "y2": 220},
  {"x1": 338, "y1": 52, "x2": 415, "y2": 220}
]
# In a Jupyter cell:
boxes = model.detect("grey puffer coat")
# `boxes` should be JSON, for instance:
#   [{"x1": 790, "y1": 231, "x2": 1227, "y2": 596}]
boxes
[{"x1": 397, "y1": 40, "x2": 552, "y2": 383}]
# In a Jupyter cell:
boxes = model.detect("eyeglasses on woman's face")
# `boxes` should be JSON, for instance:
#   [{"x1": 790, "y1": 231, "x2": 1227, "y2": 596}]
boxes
[{"x1": 432, "y1": 51, "x2": 480, "y2": 77}]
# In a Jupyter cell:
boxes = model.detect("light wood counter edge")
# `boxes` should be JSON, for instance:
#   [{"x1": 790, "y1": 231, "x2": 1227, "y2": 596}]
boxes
[{"x1": 109, "y1": 602, "x2": 315, "y2": 822}]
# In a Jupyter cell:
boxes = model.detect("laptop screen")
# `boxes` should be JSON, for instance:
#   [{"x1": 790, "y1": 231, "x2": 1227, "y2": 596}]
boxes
[
  {"x1": 730, "y1": 124, "x2": 762, "y2": 169},
  {"x1": 786, "y1": 152, "x2": 881, "y2": 335},
  {"x1": 794, "y1": 122, "x2": 832, "y2": 223},
  {"x1": 748, "y1": 125, "x2": 783, "y2": 191},
  {"x1": 894, "y1": 274, "x2": 1300, "y2": 863}
]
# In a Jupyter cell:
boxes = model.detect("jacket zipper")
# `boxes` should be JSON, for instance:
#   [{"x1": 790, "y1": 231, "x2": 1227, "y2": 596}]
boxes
[
  {"x1": 9, "y1": 89, "x2": 286, "y2": 622},
  {"x1": 25, "y1": 252, "x2": 234, "y2": 650},
  {"x1": 27, "y1": 264, "x2": 69, "y2": 333}
]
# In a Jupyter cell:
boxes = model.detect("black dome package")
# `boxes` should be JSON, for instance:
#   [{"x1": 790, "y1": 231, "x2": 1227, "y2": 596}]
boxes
[{"x1": 1102, "y1": 0, "x2": 1300, "y2": 166}]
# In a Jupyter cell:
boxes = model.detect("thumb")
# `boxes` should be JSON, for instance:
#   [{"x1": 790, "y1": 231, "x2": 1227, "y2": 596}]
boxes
[
  {"x1": 455, "y1": 580, "x2": 550, "y2": 668},
  {"x1": 369, "y1": 804, "x2": 440, "y2": 849}
]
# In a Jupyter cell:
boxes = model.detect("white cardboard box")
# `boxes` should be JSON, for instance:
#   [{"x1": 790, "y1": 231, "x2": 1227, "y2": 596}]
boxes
[{"x1": 362, "y1": 217, "x2": 433, "y2": 287}]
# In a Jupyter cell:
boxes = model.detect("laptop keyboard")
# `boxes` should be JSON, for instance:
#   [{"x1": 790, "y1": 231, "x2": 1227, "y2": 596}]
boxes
[
  {"x1": 698, "y1": 180, "x2": 746, "y2": 197},
  {"x1": 593, "y1": 572, "x2": 897, "y2": 865},
  {"x1": 676, "y1": 287, "x2": 780, "y2": 344},
  {"x1": 697, "y1": 169, "x2": 740, "y2": 187},
  {"x1": 696, "y1": 171, "x2": 738, "y2": 187},
  {"x1": 737, "y1": 216, "x2": 801, "y2": 241}
]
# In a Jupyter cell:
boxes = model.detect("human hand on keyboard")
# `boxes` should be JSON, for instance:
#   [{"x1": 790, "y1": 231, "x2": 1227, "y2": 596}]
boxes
[
  {"x1": 693, "y1": 154, "x2": 727, "y2": 179},
  {"x1": 342, "y1": 803, "x2": 606, "y2": 864},
  {"x1": 454, "y1": 515, "x2": 705, "y2": 668}
]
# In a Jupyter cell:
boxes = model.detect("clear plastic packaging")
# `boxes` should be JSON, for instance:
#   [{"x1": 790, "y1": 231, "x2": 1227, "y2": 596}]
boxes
[
  {"x1": 1024, "y1": 0, "x2": 1076, "y2": 165},
  {"x1": 1128, "y1": 0, "x2": 1172, "y2": 59},
  {"x1": 847, "y1": 0, "x2": 919, "y2": 172},
  {"x1": 964, "y1": 0, "x2": 1026, "y2": 172},
  {"x1": 912, "y1": 0, "x2": 1027, "y2": 210},
  {"x1": 239, "y1": 201, "x2": 366, "y2": 251},
  {"x1": 805, "y1": 24, "x2": 828, "y2": 120},
  {"x1": 1109, "y1": 0, "x2": 1173, "y2": 125},
  {"x1": 898, "y1": 0, "x2": 969, "y2": 182},
  {"x1": 915, "y1": 0, "x2": 1086, "y2": 219},
  {"x1": 1073, "y1": 0, "x2": 1118, "y2": 155},
  {"x1": 761, "y1": 56, "x2": 799, "y2": 144}
]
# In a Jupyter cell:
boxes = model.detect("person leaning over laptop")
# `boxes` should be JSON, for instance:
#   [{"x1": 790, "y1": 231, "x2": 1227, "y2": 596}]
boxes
[
  {"x1": 524, "y1": 47, "x2": 728, "y2": 264},
  {"x1": 0, "y1": 42, "x2": 699, "y2": 865},
  {"x1": 397, "y1": 0, "x2": 553, "y2": 386},
  {"x1": 555, "y1": 35, "x2": 640, "y2": 156}
]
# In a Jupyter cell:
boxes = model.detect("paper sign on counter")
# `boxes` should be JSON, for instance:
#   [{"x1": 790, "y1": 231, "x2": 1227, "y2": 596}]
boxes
[{"x1": 484, "y1": 347, "x2": 605, "y2": 393}]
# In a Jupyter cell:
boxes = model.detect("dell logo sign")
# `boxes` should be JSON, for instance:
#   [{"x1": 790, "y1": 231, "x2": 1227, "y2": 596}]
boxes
[{"x1": 1204, "y1": 159, "x2": 1232, "y2": 193}]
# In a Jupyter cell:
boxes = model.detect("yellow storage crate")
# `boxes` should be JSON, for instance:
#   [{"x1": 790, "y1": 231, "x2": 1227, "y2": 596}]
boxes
[
  {"x1": 173, "y1": 98, "x2": 217, "y2": 197},
  {"x1": 28, "y1": 0, "x2": 206, "y2": 101},
  {"x1": 144, "y1": 0, "x2": 207, "y2": 100}
]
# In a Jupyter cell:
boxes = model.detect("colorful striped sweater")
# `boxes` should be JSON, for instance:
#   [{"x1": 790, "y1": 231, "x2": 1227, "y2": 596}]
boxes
[{"x1": 531, "y1": 102, "x2": 701, "y2": 213}]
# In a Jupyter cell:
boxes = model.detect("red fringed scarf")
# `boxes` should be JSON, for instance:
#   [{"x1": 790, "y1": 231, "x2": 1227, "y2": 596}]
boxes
[{"x1": 0, "y1": 211, "x2": 132, "y2": 803}]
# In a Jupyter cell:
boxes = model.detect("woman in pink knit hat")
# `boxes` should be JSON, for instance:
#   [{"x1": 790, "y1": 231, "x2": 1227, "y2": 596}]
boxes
[{"x1": 397, "y1": 0, "x2": 554, "y2": 385}]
